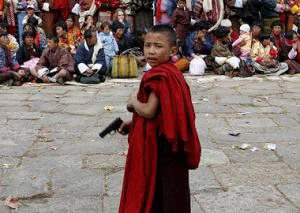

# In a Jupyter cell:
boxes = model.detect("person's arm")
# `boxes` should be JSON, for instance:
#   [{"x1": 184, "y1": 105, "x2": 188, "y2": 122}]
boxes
[
  {"x1": 185, "y1": 32, "x2": 196, "y2": 57},
  {"x1": 232, "y1": 37, "x2": 245, "y2": 47},
  {"x1": 94, "y1": 48, "x2": 107, "y2": 73},
  {"x1": 128, "y1": 92, "x2": 159, "y2": 119}
]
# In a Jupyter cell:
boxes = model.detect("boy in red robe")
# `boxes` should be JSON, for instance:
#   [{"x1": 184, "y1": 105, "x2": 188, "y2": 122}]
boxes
[{"x1": 118, "y1": 25, "x2": 201, "y2": 213}]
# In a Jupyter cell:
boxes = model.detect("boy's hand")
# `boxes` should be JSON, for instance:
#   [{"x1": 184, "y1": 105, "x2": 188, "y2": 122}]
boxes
[{"x1": 118, "y1": 121, "x2": 132, "y2": 135}]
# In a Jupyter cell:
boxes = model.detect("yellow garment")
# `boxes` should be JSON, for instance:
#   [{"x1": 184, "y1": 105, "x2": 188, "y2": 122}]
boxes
[
  {"x1": 291, "y1": 5, "x2": 300, "y2": 14},
  {"x1": 250, "y1": 39, "x2": 277, "y2": 61},
  {"x1": 240, "y1": 33, "x2": 252, "y2": 52}
]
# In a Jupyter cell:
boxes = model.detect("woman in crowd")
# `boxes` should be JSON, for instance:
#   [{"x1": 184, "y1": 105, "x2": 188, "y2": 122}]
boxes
[
  {"x1": 112, "y1": 9, "x2": 131, "y2": 36},
  {"x1": 23, "y1": 22, "x2": 47, "y2": 50},
  {"x1": 66, "y1": 14, "x2": 81, "y2": 48}
]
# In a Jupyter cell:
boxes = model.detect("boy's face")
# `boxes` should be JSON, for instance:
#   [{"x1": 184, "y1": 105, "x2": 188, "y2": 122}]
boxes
[
  {"x1": 66, "y1": 18, "x2": 74, "y2": 29},
  {"x1": 103, "y1": 25, "x2": 110, "y2": 34},
  {"x1": 262, "y1": 38, "x2": 271, "y2": 46},
  {"x1": 24, "y1": 35, "x2": 34, "y2": 46},
  {"x1": 144, "y1": 32, "x2": 175, "y2": 67},
  {"x1": 273, "y1": 26, "x2": 282, "y2": 36},
  {"x1": 56, "y1": 26, "x2": 65, "y2": 37},
  {"x1": 27, "y1": 8, "x2": 34, "y2": 16}
]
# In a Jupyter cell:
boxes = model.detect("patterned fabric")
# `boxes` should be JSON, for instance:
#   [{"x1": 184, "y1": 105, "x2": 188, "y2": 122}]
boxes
[
  {"x1": 0, "y1": 45, "x2": 20, "y2": 73},
  {"x1": 271, "y1": 31, "x2": 286, "y2": 54},
  {"x1": 7, "y1": 34, "x2": 19, "y2": 54},
  {"x1": 7, "y1": 0, "x2": 16, "y2": 27},
  {"x1": 67, "y1": 26, "x2": 81, "y2": 48},
  {"x1": 194, "y1": 0, "x2": 221, "y2": 23}
]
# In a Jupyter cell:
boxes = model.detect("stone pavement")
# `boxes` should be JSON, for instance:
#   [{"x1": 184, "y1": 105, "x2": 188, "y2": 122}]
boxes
[{"x1": 0, "y1": 74, "x2": 300, "y2": 213}]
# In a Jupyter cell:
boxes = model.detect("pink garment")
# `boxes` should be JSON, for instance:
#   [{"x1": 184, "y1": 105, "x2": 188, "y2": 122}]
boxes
[{"x1": 22, "y1": 58, "x2": 40, "y2": 70}]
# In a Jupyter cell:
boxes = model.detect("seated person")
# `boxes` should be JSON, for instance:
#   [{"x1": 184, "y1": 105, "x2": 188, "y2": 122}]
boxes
[
  {"x1": 184, "y1": 21, "x2": 213, "y2": 59},
  {"x1": 0, "y1": 22, "x2": 19, "y2": 54},
  {"x1": 23, "y1": 23, "x2": 47, "y2": 51},
  {"x1": 0, "y1": 32, "x2": 26, "y2": 84},
  {"x1": 211, "y1": 26, "x2": 240, "y2": 75},
  {"x1": 251, "y1": 33, "x2": 289, "y2": 75},
  {"x1": 22, "y1": 4, "x2": 42, "y2": 27},
  {"x1": 16, "y1": 31, "x2": 43, "y2": 70},
  {"x1": 112, "y1": 9, "x2": 132, "y2": 36},
  {"x1": 66, "y1": 14, "x2": 81, "y2": 48},
  {"x1": 32, "y1": 35, "x2": 74, "y2": 84},
  {"x1": 112, "y1": 21, "x2": 132, "y2": 54},
  {"x1": 232, "y1": 24, "x2": 252, "y2": 60},
  {"x1": 98, "y1": 21, "x2": 119, "y2": 73},
  {"x1": 56, "y1": 21, "x2": 77, "y2": 54},
  {"x1": 81, "y1": 15, "x2": 95, "y2": 38},
  {"x1": 74, "y1": 28, "x2": 106, "y2": 81}
]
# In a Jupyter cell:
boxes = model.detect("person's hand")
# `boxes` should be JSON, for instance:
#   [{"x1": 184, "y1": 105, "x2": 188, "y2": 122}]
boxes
[
  {"x1": 117, "y1": 121, "x2": 132, "y2": 135},
  {"x1": 85, "y1": 69, "x2": 94, "y2": 76}
]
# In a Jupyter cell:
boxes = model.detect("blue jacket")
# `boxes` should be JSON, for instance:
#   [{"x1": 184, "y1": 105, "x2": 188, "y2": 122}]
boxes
[
  {"x1": 74, "y1": 41, "x2": 106, "y2": 76},
  {"x1": 98, "y1": 32, "x2": 119, "y2": 57},
  {"x1": 184, "y1": 31, "x2": 213, "y2": 56}
]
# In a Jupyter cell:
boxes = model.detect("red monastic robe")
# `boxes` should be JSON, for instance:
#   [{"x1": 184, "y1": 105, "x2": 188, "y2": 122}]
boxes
[{"x1": 119, "y1": 63, "x2": 201, "y2": 213}]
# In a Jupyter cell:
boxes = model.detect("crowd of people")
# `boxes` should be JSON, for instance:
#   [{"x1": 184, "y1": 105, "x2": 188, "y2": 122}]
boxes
[{"x1": 1, "y1": 0, "x2": 300, "y2": 85}]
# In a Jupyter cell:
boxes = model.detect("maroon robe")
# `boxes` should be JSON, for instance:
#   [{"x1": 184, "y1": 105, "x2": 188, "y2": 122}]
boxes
[{"x1": 119, "y1": 63, "x2": 201, "y2": 213}]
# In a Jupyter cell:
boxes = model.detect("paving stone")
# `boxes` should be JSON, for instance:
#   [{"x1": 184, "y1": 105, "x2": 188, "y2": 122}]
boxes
[
  {"x1": 276, "y1": 142, "x2": 300, "y2": 171},
  {"x1": 193, "y1": 102, "x2": 235, "y2": 113},
  {"x1": 27, "y1": 93, "x2": 61, "y2": 102},
  {"x1": 37, "y1": 87, "x2": 68, "y2": 94},
  {"x1": 232, "y1": 106, "x2": 284, "y2": 114},
  {"x1": 277, "y1": 183, "x2": 300, "y2": 208},
  {"x1": 0, "y1": 93, "x2": 30, "y2": 101},
  {"x1": 211, "y1": 162, "x2": 300, "y2": 188},
  {"x1": 64, "y1": 104, "x2": 103, "y2": 116},
  {"x1": 0, "y1": 105, "x2": 30, "y2": 112},
  {"x1": 217, "y1": 95, "x2": 253, "y2": 105},
  {"x1": 190, "y1": 164, "x2": 222, "y2": 193},
  {"x1": 59, "y1": 96, "x2": 91, "y2": 104},
  {"x1": 239, "y1": 89, "x2": 284, "y2": 96},
  {"x1": 2, "y1": 112, "x2": 43, "y2": 120},
  {"x1": 103, "y1": 195, "x2": 120, "y2": 213},
  {"x1": 226, "y1": 117, "x2": 277, "y2": 128},
  {"x1": 30, "y1": 101, "x2": 64, "y2": 113},
  {"x1": 194, "y1": 184, "x2": 299, "y2": 213},
  {"x1": 51, "y1": 168, "x2": 104, "y2": 197},
  {"x1": 107, "y1": 170, "x2": 123, "y2": 196},
  {"x1": 191, "y1": 196, "x2": 205, "y2": 213},
  {"x1": 0, "y1": 157, "x2": 21, "y2": 168},
  {"x1": 17, "y1": 197, "x2": 103, "y2": 213},
  {"x1": 271, "y1": 115, "x2": 300, "y2": 127},
  {"x1": 0, "y1": 167, "x2": 49, "y2": 199},
  {"x1": 82, "y1": 154, "x2": 126, "y2": 170},
  {"x1": 200, "y1": 149, "x2": 229, "y2": 166}
]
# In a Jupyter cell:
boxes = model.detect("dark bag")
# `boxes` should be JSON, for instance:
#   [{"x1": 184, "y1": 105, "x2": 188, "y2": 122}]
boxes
[
  {"x1": 239, "y1": 59, "x2": 255, "y2": 77},
  {"x1": 80, "y1": 73, "x2": 105, "y2": 84}
]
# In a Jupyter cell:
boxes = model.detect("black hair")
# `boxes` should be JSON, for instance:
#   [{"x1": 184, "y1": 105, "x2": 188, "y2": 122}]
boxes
[
  {"x1": 271, "y1": 20, "x2": 284, "y2": 30},
  {"x1": 49, "y1": 34, "x2": 59, "y2": 43},
  {"x1": 56, "y1": 21, "x2": 68, "y2": 32},
  {"x1": 213, "y1": 26, "x2": 230, "y2": 40},
  {"x1": 23, "y1": 23, "x2": 37, "y2": 38},
  {"x1": 27, "y1": 16, "x2": 38, "y2": 27},
  {"x1": 22, "y1": 31, "x2": 35, "y2": 41},
  {"x1": 0, "y1": 22, "x2": 8, "y2": 30},
  {"x1": 112, "y1": 21, "x2": 124, "y2": 32},
  {"x1": 194, "y1": 21, "x2": 209, "y2": 32},
  {"x1": 0, "y1": 31, "x2": 8, "y2": 37},
  {"x1": 100, "y1": 21, "x2": 111, "y2": 31},
  {"x1": 84, "y1": 28, "x2": 97, "y2": 40},
  {"x1": 251, "y1": 22, "x2": 263, "y2": 30},
  {"x1": 148, "y1": 24, "x2": 177, "y2": 47},
  {"x1": 285, "y1": 30, "x2": 297, "y2": 40},
  {"x1": 67, "y1": 14, "x2": 76, "y2": 22},
  {"x1": 259, "y1": 33, "x2": 271, "y2": 42}
]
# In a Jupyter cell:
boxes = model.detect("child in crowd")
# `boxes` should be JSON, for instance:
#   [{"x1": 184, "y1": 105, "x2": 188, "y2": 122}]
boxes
[
  {"x1": 66, "y1": 14, "x2": 81, "y2": 49},
  {"x1": 232, "y1": 24, "x2": 252, "y2": 59},
  {"x1": 112, "y1": 9, "x2": 131, "y2": 36},
  {"x1": 98, "y1": 21, "x2": 119, "y2": 74},
  {"x1": 117, "y1": 24, "x2": 201, "y2": 213},
  {"x1": 171, "y1": 0, "x2": 191, "y2": 50},
  {"x1": 270, "y1": 21, "x2": 286, "y2": 54},
  {"x1": 56, "y1": 21, "x2": 77, "y2": 54},
  {"x1": 22, "y1": 4, "x2": 42, "y2": 27},
  {"x1": 23, "y1": 20, "x2": 47, "y2": 51},
  {"x1": 16, "y1": 31, "x2": 42, "y2": 70}
]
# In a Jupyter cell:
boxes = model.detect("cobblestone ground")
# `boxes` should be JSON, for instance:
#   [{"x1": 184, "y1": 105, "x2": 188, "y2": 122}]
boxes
[{"x1": 0, "y1": 74, "x2": 300, "y2": 213}]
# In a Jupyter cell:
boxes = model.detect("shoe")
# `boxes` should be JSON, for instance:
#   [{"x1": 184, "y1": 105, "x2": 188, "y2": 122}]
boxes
[{"x1": 48, "y1": 77, "x2": 57, "y2": 83}]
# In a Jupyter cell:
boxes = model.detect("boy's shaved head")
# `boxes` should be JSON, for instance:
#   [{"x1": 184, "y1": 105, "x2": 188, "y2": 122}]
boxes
[{"x1": 148, "y1": 25, "x2": 177, "y2": 47}]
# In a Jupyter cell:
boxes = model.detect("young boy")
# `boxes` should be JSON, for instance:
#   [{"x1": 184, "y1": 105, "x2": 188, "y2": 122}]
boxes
[{"x1": 117, "y1": 25, "x2": 201, "y2": 213}]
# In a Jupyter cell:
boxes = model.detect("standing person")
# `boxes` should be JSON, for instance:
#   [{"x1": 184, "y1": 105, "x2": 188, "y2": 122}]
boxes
[
  {"x1": 98, "y1": 21, "x2": 118, "y2": 74},
  {"x1": 117, "y1": 25, "x2": 201, "y2": 213},
  {"x1": 172, "y1": 0, "x2": 191, "y2": 50},
  {"x1": 22, "y1": 4, "x2": 42, "y2": 27},
  {"x1": 112, "y1": 9, "x2": 132, "y2": 36}
]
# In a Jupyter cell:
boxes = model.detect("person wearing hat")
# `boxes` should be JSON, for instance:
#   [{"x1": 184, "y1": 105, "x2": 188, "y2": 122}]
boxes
[
  {"x1": 22, "y1": 4, "x2": 42, "y2": 27},
  {"x1": 232, "y1": 24, "x2": 252, "y2": 59}
]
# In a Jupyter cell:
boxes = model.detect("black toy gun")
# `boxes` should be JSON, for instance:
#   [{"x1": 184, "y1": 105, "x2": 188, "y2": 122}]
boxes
[{"x1": 99, "y1": 117, "x2": 126, "y2": 138}]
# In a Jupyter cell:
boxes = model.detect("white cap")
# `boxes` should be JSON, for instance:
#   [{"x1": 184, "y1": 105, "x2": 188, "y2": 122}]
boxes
[
  {"x1": 220, "y1": 19, "x2": 232, "y2": 27},
  {"x1": 240, "y1": 24, "x2": 250, "y2": 33},
  {"x1": 27, "y1": 4, "x2": 35, "y2": 9}
]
